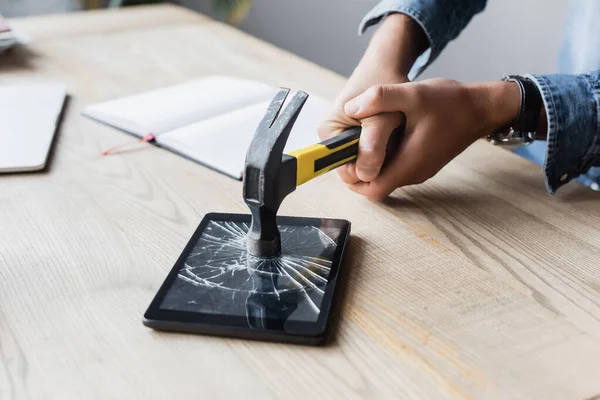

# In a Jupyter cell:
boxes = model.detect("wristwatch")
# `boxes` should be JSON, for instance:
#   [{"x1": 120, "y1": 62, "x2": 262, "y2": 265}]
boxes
[{"x1": 487, "y1": 75, "x2": 543, "y2": 146}]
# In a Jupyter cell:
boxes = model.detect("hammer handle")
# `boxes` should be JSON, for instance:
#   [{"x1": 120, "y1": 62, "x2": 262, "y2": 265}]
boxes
[{"x1": 286, "y1": 127, "x2": 361, "y2": 186}]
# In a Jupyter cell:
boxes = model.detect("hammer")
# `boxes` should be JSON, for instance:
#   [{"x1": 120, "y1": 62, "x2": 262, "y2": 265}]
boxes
[{"x1": 243, "y1": 88, "x2": 400, "y2": 258}]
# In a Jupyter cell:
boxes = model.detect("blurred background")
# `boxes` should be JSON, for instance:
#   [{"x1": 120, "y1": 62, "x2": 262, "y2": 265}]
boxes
[{"x1": 1, "y1": 0, "x2": 569, "y2": 81}]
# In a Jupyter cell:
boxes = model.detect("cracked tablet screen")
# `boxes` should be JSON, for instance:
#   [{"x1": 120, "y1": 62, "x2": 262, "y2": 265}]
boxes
[{"x1": 159, "y1": 220, "x2": 341, "y2": 325}]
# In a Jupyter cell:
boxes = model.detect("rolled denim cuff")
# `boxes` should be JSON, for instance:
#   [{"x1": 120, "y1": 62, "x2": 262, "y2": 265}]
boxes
[
  {"x1": 359, "y1": 0, "x2": 486, "y2": 80},
  {"x1": 529, "y1": 72, "x2": 600, "y2": 194}
]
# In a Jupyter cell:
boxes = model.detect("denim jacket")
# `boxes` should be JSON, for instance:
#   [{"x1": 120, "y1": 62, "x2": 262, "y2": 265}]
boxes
[{"x1": 360, "y1": 0, "x2": 600, "y2": 194}]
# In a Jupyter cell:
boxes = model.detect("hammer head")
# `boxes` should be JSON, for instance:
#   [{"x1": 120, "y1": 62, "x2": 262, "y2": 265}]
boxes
[{"x1": 243, "y1": 88, "x2": 308, "y2": 258}]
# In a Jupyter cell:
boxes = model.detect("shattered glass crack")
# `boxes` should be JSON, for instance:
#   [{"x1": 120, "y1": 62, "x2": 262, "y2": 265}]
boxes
[{"x1": 160, "y1": 220, "x2": 341, "y2": 325}]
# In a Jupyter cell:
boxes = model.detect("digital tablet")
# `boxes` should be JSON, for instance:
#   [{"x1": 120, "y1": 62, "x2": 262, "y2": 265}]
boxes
[{"x1": 143, "y1": 213, "x2": 351, "y2": 345}]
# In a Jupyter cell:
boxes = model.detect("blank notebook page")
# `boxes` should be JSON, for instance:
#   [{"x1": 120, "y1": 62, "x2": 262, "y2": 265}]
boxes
[
  {"x1": 158, "y1": 94, "x2": 331, "y2": 179},
  {"x1": 82, "y1": 76, "x2": 277, "y2": 137}
]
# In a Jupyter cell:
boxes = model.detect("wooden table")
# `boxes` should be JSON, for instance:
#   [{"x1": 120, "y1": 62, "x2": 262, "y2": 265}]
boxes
[{"x1": 2, "y1": 5, "x2": 600, "y2": 399}]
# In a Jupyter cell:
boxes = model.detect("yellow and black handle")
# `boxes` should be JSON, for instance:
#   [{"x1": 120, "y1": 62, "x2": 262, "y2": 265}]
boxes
[
  {"x1": 286, "y1": 127, "x2": 361, "y2": 186},
  {"x1": 283, "y1": 123, "x2": 403, "y2": 187}
]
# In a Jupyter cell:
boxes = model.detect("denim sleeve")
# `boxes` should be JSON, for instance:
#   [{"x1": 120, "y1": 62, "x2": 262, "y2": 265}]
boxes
[
  {"x1": 359, "y1": 0, "x2": 488, "y2": 79},
  {"x1": 528, "y1": 71, "x2": 600, "y2": 194}
]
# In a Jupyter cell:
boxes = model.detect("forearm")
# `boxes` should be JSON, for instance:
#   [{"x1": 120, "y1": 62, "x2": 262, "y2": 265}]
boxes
[
  {"x1": 361, "y1": 13, "x2": 428, "y2": 77},
  {"x1": 359, "y1": 0, "x2": 488, "y2": 78}
]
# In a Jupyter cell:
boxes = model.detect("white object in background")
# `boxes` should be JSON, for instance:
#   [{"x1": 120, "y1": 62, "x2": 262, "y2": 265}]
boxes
[
  {"x1": 83, "y1": 75, "x2": 330, "y2": 180},
  {"x1": 0, "y1": 83, "x2": 67, "y2": 172},
  {"x1": 0, "y1": 13, "x2": 17, "y2": 52},
  {"x1": 83, "y1": 76, "x2": 278, "y2": 137}
]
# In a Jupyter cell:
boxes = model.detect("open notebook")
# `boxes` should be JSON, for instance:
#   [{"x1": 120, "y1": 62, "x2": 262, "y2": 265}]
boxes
[{"x1": 83, "y1": 76, "x2": 331, "y2": 179}]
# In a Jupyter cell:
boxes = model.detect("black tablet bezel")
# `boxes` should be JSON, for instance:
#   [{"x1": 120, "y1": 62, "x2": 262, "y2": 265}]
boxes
[{"x1": 143, "y1": 212, "x2": 350, "y2": 343}]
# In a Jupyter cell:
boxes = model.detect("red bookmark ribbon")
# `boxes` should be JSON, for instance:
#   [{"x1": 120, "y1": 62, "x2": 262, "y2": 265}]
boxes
[{"x1": 102, "y1": 133, "x2": 156, "y2": 156}]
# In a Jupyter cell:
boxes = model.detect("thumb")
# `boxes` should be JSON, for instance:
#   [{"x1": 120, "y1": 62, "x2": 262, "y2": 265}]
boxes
[{"x1": 344, "y1": 84, "x2": 411, "y2": 119}]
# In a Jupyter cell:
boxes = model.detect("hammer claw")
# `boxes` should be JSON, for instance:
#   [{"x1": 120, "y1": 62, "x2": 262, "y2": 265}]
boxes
[
  {"x1": 259, "y1": 87, "x2": 290, "y2": 130},
  {"x1": 271, "y1": 90, "x2": 309, "y2": 133}
]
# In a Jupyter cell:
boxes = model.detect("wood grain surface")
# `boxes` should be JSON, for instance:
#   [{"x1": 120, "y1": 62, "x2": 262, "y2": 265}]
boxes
[{"x1": 1, "y1": 5, "x2": 599, "y2": 400}]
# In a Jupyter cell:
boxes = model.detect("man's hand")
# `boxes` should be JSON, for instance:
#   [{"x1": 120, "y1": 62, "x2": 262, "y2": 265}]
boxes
[
  {"x1": 341, "y1": 78, "x2": 522, "y2": 201},
  {"x1": 318, "y1": 74, "x2": 407, "y2": 185},
  {"x1": 318, "y1": 13, "x2": 427, "y2": 184}
]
